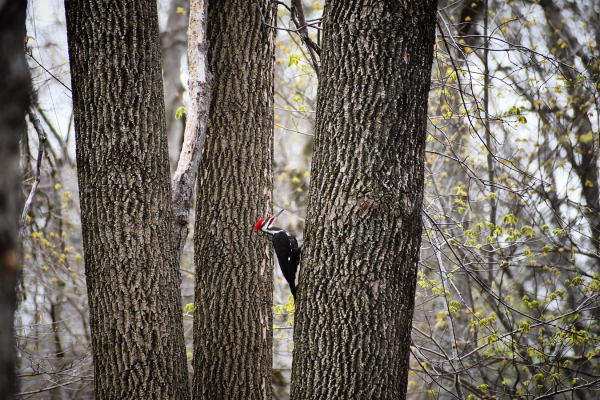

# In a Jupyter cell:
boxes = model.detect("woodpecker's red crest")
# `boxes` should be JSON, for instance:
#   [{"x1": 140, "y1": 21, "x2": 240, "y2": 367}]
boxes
[
  {"x1": 254, "y1": 217, "x2": 267, "y2": 231},
  {"x1": 254, "y1": 209, "x2": 284, "y2": 233}
]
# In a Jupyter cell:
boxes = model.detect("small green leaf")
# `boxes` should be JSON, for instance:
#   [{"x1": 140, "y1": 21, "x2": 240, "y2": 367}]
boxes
[
  {"x1": 183, "y1": 303, "x2": 194, "y2": 313},
  {"x1": 580, "y1": 131, "x2": 594, "y2": 144},
  {"x1": 503, "y1": 214, "x2": 517, "y2": 225},
  {"x1": 519, "y1": 320, "x2": 530, "y2": 333},
  {"x1": 175, "y1": 106, "x2": 187, "y2": 119},
  {"x1": 508, "y1": 106, "x2": 521, "y2": 115},
  {"x1": 570, "y1": 276, "x2": 584, "y2": 287},
  {"x1": 532, "y1": 373, "x2": 544, "y2": 383},
  {"x1": 288, "y1": 53, "x2": 301, "y2": 67}
]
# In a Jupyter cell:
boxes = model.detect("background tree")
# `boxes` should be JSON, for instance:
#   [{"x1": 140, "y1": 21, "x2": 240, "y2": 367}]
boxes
[
  {"x1": 0, "y1": 1, "x2": 30, "y2": 399},
  {"x1": 64, "y1": 0, "x2": 190, "y2": 398},
  {"x1": 162, "y1": 0, "x2": 189, "y2": 172},
  {"x1": 408, "y1": 0, "x2": 600, "y2": 398},
  {"x1": 192, "y1": 0, "x2": 277, "y2": 398},
  {"x1": 291, "y1": 1, "x2": 438, "y2": 398}
]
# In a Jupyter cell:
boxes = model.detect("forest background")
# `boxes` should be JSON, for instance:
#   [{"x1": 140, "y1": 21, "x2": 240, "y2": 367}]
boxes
[{"x1": 13, "y1": 0, "x2": 600, "y2": 398}]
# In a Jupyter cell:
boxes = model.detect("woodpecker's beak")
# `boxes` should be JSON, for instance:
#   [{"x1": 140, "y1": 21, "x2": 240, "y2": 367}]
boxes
[{"x1": 273, "y1": 209, "x2": 284, "y2": 218}]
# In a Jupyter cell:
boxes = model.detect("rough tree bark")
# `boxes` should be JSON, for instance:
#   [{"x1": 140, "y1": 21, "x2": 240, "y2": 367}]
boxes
[
  {"x1": 0, "y1": 1, "x2": 30, "y2": 398},
  {"x1": 64, "y1": 1, "x2": 190, "y2": 398},
  {"x1": 291, "y1": 2, "x2": 438, "y2": 399},
  {"x1": 192, "y1": 1, "x2": 277, "y2": 398}
]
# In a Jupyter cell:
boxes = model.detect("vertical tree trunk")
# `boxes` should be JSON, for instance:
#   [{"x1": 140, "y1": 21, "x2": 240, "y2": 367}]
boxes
[
  {"x1": 192, "y1": 1, "x2": 276, "y2": 398},
  {"x1": 162, "y1": 0, "x2": 189, "y2": 172},
  {"x1": 64, "y1": 1, "x2": 190, "y2": 398},
  {"x1": 291, "y1": 2, "x2": 438, "y2": 399},
  {"x1": 0, "y1": 1, "x2": 30, "y2": 398}
]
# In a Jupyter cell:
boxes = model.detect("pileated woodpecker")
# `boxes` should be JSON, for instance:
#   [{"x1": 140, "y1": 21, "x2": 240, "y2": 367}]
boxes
[{"x1": 254, "y1": 209, "x2": 301, "y2": 297}]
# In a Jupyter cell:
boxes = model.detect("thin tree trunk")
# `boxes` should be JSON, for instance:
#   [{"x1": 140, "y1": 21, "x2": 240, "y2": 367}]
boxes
[
  {"x1": 192, "y1": 1, "x2": 277, "y2": 398},
  {"x1": 64, "y1": 1, "x2": 190, "y2": 398},
  {"x1": 538, "y1": 0, "x2": 600, "y2": 253},
  {"x1": 0, "y1": 1, "x2": 30, "y2": 398},
  {"x1": 291, "y1": 2, "x2": 438, "y2": 399},
  {"x1": 162, "y1": 0, "x2": 189, "y2": 172},
  {"x1": 172, "y1": 0, "x2": 213, "y2": 260}
]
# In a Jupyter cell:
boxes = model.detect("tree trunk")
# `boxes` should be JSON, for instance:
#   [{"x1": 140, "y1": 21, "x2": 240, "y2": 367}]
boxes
[
  {"x1": 291, "y1": 2, "x2": 438, "y2": 399},
  {"x1": 162, "y1": 0, "x2": 189, "y2": 172},
  {"x1": 192, "y1": 1, "x2": 276, "y2": 398},
  {"x1": 0, "y1": 1, "x2": 30, "y2": 398},
  {"x1": 64, "y1": 1, "x2": 190, "y2": 398}
]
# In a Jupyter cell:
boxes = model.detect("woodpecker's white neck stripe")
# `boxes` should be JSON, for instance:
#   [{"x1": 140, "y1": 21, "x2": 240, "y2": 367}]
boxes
[{"x1": 263, "y1": 226, "x2": 284, "y2": 235}]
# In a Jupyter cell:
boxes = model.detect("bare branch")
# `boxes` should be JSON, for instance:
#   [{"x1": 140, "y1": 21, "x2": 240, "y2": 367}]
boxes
[
  {"x1": 21, "y1": 105, "x2": 47, "y2": 237},
  {"x1": 256, "y1": 0, "x2": 321, "y2": 76},
  {"x1": 26, "y1": 53, "x2": 71, "y2": 93},
  {"x1": 290, "y1": 0, "x2": 320, "y2": 76}
]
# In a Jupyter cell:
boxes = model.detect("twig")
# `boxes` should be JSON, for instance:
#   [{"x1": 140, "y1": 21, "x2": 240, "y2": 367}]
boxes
[
  {"x1": 26, "y1": 53, "x2": 71, "y2": 93},
  {"x1": 533, "y1": 378, "x2": 600, "y2": 400},
  {"x1": 20, "y1": 105, "x2": 47, "y2": 236},
  {"x1": 275, "y1": 124, "x2": 313, "y2": 136},
  {"x1": 258, "y1": 1, "x2": 322, "y2": 33}
]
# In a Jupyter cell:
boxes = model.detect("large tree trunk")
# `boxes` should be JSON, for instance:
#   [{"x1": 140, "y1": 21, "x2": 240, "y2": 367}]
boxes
[
  {"x1": 192, "y1": 1, "x2": 276, "y2": 398},
  {"x1": 291, "y1": 2, "x2": 438, "y2": 398},
  {"x1": 64, "y1": 1, "x2": 190, "y2": 398},
  {"x1": 0, "y1": 1, "x2": 30, "y2": 398}
]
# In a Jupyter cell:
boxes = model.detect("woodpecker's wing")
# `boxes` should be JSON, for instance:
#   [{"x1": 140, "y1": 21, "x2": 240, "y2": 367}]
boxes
[
  {"x1": 272, "y1": 230, "x2": 300, "y2": 296},
  {"x1": 291, "y1": 245, "x2": 301, "y2": 287}
]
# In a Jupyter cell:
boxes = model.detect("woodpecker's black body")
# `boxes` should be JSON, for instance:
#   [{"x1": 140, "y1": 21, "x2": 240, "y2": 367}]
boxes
[
  {"x1": 271, "y1": 229, "x2": 301, "y2": 296},
  {"x1": 254, "y1": 210, "x2": 301, "y2": 297}
]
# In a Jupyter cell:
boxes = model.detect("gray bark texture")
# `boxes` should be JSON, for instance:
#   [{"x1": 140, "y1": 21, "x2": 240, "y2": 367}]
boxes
[
  {"x1": 192, "y1": 0, "x2": 277, "y2": 399},
  {"x1": 0, "y1": 1, "x2": 30, "y2": 398},
  {"x1": 291, "y1": 1, "x2": 438, "y2": 399},
  {"x1": 64, "y1": 1, "x2": 190, "y2": 398}
]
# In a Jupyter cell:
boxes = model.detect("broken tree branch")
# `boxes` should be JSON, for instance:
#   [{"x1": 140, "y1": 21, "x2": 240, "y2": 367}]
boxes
[{"x1": 172, "y1": 0, "x2": 214, "y2": 259}]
